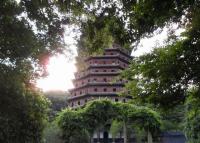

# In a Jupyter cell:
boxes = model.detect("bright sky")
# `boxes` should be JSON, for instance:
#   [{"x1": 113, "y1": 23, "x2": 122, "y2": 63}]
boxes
[
  {"x1": 37, "y1": 26, "x2": 78, "y2": 92},
  {"x1": 37, "y1": 25, "x2": 184, "y2": 92}
]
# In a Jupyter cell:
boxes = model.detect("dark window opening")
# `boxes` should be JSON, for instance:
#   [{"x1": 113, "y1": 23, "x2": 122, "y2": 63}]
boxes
[
  {"x1": 85, "y1": 99, "x2": 87, "y2": 103},
  {"x1": 103, "y1": 131, "x2": 108, "y2": 139},
  {"x1": 103, "y1": 70, "x2": 106, "y2": 72},
  {"x1": 104, "y1": 88, "x2": 107, "y2": 92},
  {"x1": 123, "y1": 99, "x2": 126, "y2": 103},
  {"x1": 113, "y1": 88, "x2": 116, "y2": 92},
  {"x1": 94, "y1": 88, "x2": 98, "y2": 92},
  {"x1": 71, "y1": 103, "x2": 74, "y2": 107},
  {"x1": 95, "y1": 70, "x2": 98, "y2": 72},
  {"x1": 103, "y1": 78, "x2": 107, "y2": 82},
  {"x1": 115, "y1": 98, "x2": 119, "y2": 102},
  {"x1": 111, "y1": 70, "x2": 115, "y2": 72},
  {"x1": 78, "y1": 101, "x2": 80, "y2": 105}
]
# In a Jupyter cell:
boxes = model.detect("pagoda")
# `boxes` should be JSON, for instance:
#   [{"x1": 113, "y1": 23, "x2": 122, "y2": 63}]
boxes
[{"x1": 68, "y1": 44, "x2": 132, "y2": 108}]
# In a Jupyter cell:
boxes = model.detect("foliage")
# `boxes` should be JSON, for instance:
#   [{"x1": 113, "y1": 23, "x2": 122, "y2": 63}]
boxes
[
  {"x1": 0, "y1": 0, "x2": 66, "y2": 142},
  {"x1": 57, "y1": 99, "x2": 161, "y2": 143},
  {"x1": 44, "y1": 91, "x2": 68, "y2": 119},
  {"x1": 0, "y1": 71, "x2": 50, "y2": 143},
  {"x1": 160, "y1": 104, "x2": 185, "y2": 131},
  {"x1": 57, "y1": 109, "x2": 90, "y2": 143},
  {"x1": 43, "y1": 121, "x2": 64, "y2": 143},
  {"x1": 184, "y1": 88, "x2": 200, "y2": 143},
  {"x1": 110, "y1": 120, "x2": 123, "y2": 138},
  {"x1": 55, "y1": 0, "x2": 199, "y2": 52}
]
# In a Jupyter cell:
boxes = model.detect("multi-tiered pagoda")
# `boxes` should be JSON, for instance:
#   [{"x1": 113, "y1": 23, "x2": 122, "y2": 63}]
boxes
[{"x1": 68, "y1": 44, "x2": 132, "y2": 108}]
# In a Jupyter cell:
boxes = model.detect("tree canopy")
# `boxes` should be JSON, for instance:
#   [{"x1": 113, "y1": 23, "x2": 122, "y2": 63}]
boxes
[{"x1": 57, "y1": 99, "x2": 161, "y2": 143}]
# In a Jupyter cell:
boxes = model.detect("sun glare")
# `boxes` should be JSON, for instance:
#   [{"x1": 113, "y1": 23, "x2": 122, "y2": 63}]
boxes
[{"x1": 37, "y1": 55, "x2": 76, "y2": 92}]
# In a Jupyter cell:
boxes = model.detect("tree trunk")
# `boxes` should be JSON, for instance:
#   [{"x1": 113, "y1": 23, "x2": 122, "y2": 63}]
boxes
[
  {"x1": 90, "y1": 134, "x2": 93, "y2": 143},
  {"x1": 97, "y1": 129, "x2": 100, "y2": 143},
  {"x1": 123, "y1": 121, "x2": 128, "y2": 143},
  {"x1": 147, "y1": 130, "x2": 153, "y2": 143}
]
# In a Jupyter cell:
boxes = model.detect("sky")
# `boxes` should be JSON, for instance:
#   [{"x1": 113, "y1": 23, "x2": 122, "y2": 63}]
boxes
[
  {"x1": 37, "y1": 26, "x2": 184, "y2": 92},
  {"x1": 36, "y1": 26, "x2": 78, "y2": 92}
]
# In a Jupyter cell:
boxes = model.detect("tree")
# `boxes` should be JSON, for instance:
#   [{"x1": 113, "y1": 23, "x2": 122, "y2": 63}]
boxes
[
  {"x1": 0, "y1": 70, "x2": 50, "y2": 142},
  {"x1": 0, "y1": 0, "x2": 66, "y2": 142},
  {"x1": 184, "y1": 88, "x2": 200, "y2": 143},
  {"x1": 44, "y1": 91, "x2": 68, "y2": 119},
  {"x1": 57, "y1": 99, "x2": 161, "y2": 143}
]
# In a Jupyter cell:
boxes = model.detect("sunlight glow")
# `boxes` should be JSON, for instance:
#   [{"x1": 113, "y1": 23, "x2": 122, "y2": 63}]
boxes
[{"x1": 37, "y1": 55, "x2": 76, "y2": 91}]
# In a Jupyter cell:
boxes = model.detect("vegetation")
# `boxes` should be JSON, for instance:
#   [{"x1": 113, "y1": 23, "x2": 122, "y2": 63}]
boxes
[
  {"x1": 57, "y1": 99, "x2": 161, "y2": 143},
  {"x1": 0, "y1": 0, "x2": 65, "y2": 142},
  {"x1": 1, "y1": 0, "x2": 200, "y2": 142},
  {"x1": 44, "y1": 91, "x2": 68, "y2": 118}
]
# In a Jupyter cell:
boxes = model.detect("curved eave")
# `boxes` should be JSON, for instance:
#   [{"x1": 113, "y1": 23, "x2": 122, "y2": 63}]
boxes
[
  {"x1": 87, "y1": 64, "x2": 125, "y2": 69},
  {"x1": 85, "y1": 56, "x2": 131, "y2": 64},
  {"x1": 68, "y1": 92, "x2": 119, "y2": 101},
  {"x1": 73, "y1": 72, "x2": 120, "y2": 81},
  {"x1": 68, "y1": 92, "x2": 132, "y2": 101},
  {"x1": 69, "y1": 82, "x2": 124, "y2": 92},
  {"x1": 104, "y1": 48, "x2": 132, "y2": 58}
]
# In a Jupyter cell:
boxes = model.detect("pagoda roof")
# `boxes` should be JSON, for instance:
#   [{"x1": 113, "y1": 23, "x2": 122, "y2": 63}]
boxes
[
  {"x1": 85, "y1": 55, "x2": 131, "y2": 64},
  {"x1": 68, "y1": 92, "x2": 120, "y2": 101},
  {"x1": 73, "y1": 72, "x2": 120, "y2": 81},
  {"x1": 68, "y1": 92, "x2": 132, "y2": 101},
  {"x1": 87, "y1": 64, "x2": 125, "y2": 69},
  {"x1": 69, "y1": 82, "x2": 124, "y2": 92},
  {"x1": 104, "y1": 48, "x2": 132, "y2": 58}
]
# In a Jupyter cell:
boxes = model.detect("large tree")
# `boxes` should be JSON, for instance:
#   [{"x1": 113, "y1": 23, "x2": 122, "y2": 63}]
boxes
[{"x1": 0, "y1": 0, "x2": 66, "y2": 142}]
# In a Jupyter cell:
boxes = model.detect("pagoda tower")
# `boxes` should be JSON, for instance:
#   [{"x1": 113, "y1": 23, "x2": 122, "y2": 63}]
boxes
[{"x1": 68, "y1": 44, "x2": 132, "y2": 108}]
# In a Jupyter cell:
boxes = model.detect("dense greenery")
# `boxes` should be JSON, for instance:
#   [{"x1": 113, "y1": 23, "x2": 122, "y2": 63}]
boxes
[
  {"x1": 44, "y1": 91, "x2": 68, "y2": 119},
  {"x1": 57, "y1": 99, "x2": 161, "y2": 143},
  {"x1": 1, "y1": 0, "x2": 200, "y2": 142},
  {"x1": 0, "y1": 73, "x2": 50, "y2": 142},
  {"x1": 0, "y1": 0, "x2": 65, "y2": 142}
]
